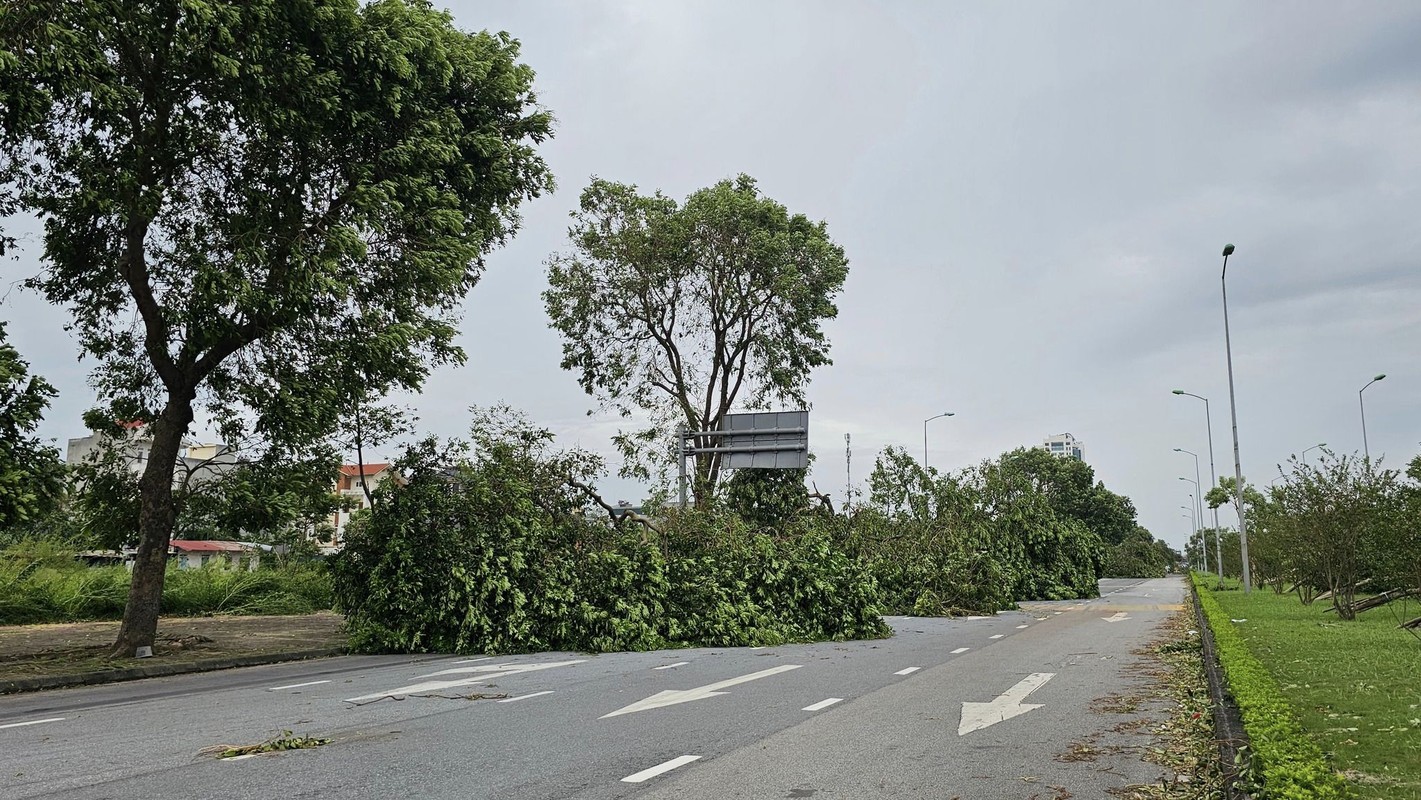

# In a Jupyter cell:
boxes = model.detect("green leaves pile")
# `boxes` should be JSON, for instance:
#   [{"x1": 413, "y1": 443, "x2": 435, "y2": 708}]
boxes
[
  {"x1": 332, "y1": 410, "x2": 1149, "y2": 655},
  {"x1": 331, "y1": 410, "x2": 889, "y2": 654}
]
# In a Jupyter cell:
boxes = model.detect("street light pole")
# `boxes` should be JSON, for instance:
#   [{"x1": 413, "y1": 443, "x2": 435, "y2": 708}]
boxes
[
  {"x1": 1173, "y1": 447, "x2": 1204, "y2": 543},
  {"x1": 923, "y1": 412, "x2": 954, "y2": 469},
  {"x1": 1359, "y1": 374, "x2": 1386, "y2": 462},
  {"x1": 1182, "y1": 509, "x2": 1201, "y2": 571},
  {"x1": 1301, "y1": 442, "x2": 1326, "y2": 465},
  {"x1": 1172, "y1": 391, "x2": 1224, "y2": 584},
  {"x1": 1220, "y1": 243, "x2": 1251, "y2": 593}
]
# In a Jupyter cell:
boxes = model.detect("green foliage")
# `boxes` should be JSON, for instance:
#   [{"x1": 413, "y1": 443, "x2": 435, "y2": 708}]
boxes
[
  {"x1": 0, "y1": 542, "x2": 332, "y2": 624},
  {"x1": 331, "y1": 409, "x2": 887, "y2": 654},
  {"x1": 1252, "y1": 451, "x2": 1418, "y2": 615},
  {"x1": 543, "y1": 175, "x2": 849, "y2": 503},
  {"x1": 720, "y1": 467, "x2": 812, "y2": 530},
  {"x1": 1102, "y1": 527, "x2": 1174, "y2": 578},
  {"x1": 0, "y1": 0, "x2": 554, "y2": 647},
  {"x1": 1194, "y1": 576, "x2": 1354, "y2": 799},
  {"x1": 0, "y1": 322, "x2": 64, "y2": 529}
]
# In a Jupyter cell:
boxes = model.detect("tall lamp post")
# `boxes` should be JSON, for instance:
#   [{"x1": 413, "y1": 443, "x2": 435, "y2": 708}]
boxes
[
  {"x1": 1301, "y1": 442, "x2": 1326, "y2": 465},
  {"x1": 1173, "y1": 448, "x2": 1204, "y2": 541},
  {"x1": 1220, "y1": 243, "x2": 1251, "y2": 593},
  {"x1": 1359, "y1": 374, "x2": 1386, "y2": 461},
  {"x1": 1172, "y1": 391, "x2": 1224, "y2": 586},
  {"x1": 923, "y1": 412, "x2": 954, "y2": 469},
  {"x1": 1182, "y1": 508, "x2": 1201, "y2": 571}
]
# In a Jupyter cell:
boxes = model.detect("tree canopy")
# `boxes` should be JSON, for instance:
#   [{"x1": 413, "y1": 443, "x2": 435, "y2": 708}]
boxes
[
  {"x1": 0, "y1": 0, "x2": 553, "y2": 653},
  {"x1": 0, "y1": 322, "x2": 64, "y2": 528},
  {"x1": 543, "y1": 175, "x2": 848, "y2": 504}
]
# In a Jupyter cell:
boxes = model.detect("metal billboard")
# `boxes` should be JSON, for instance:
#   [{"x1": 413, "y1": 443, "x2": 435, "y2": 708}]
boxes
[{"x1": 699, "y1": 410, "x2": 808, "y2": 469}]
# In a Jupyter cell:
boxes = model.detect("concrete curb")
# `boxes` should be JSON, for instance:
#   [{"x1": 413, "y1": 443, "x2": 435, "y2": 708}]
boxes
[
  {"x1": 1190, "y1": 581, "x2": 1253, "y2": 800},
  {"x1": 0, "y1": 647, "x2": 345, "y2": 695}
]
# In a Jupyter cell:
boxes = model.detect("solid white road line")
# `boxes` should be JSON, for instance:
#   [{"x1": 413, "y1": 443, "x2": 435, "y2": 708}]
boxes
[
  {"x1": 621, "y1": 755, "x2": 702, "y2": 783},
  {"x1": 0, "y1": 717, "x2": 64, "y2": 730},
  {"x1": 267, "y1": 680, "x2": 331, "y2": 692},
  {"x1": 893, "y1": 667, "x2": 921, "y2": 676},
  {"x1": 802, "y1": 697, "x2": 843, "y2": 712},
  {"x1": 653, "y1": 662, "x2": 689, "y2": 670},
  {"x1": 989, "y1": 634, "x2": 1004, "y2": 639},
  {"x1": 951, "y1": 647, "x2": 971, "y2": 654},
  {"x1": 497, "y1": 691, "x2": 554, "y2": 704}
]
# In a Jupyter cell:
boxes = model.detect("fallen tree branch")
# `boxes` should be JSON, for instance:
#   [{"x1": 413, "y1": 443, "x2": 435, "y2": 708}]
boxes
[
  {"x1": 565, "y1": 475, "x2": 663, "y2": 537},
  {"x1": 808, "y1": 482, "x2": 834, "y2": 515}
]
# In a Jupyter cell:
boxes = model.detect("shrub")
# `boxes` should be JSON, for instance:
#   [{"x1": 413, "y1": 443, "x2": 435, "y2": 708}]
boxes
[{"x1": 1194, "y1": 576, "x2": 1350, "y2": 799}]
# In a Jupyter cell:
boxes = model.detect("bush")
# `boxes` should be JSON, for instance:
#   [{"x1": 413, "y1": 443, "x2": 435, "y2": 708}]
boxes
[{"x1": 1194, "y1": 575, "x2": 1349, "y2": 799}]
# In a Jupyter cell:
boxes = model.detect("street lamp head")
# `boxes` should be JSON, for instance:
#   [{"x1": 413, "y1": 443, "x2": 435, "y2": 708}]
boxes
[
  {"x1": 946, "y1": 412, "x2": 956, "y2": 417},
  {"x1": 1171, "y1": 389, "x2": 1185, "y2": 395},
  {"x1": 1173, "y1": 447, "x2": 1182, "y2": 452},
  {"x1": 1222, "y1": 243, "x2": 1235, "y2": 257},
  {"x1": 1374, "y1": 374, "x2": 1386, "y2": 382}
]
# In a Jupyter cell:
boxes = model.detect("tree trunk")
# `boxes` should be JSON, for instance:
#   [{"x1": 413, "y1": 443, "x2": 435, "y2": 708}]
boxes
[{"x1": 111, "y1": 394, "x2": 194, "y2": 656}]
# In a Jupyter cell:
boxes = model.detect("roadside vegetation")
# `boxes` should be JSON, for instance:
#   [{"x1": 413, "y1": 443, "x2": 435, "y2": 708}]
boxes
[
  {"x1": 0, "y1": 541, "x2": 332, "y2": 626},
  {"x1": 331, "y1": 406, "x2": 1168, "y2": 655},
  {"x1": 1199, "y1": 576, "x2": 1418, "y2": 800}
]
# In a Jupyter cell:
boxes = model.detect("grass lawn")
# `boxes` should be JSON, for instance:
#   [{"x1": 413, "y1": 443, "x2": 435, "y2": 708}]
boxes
[{"x1": 1204, "y1": 578, "x2": 1421, "y2": 799}]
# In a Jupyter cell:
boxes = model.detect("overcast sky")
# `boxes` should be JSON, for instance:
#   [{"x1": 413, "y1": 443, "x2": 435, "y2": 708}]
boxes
[{"x1": 4, "y1": 1, "x2": 1419, "y2": 552}]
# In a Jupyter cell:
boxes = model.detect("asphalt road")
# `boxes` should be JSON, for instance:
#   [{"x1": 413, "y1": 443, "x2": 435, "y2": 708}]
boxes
[{"x1": 0, "y1": 577, "x2": 1187, "y2": 800}]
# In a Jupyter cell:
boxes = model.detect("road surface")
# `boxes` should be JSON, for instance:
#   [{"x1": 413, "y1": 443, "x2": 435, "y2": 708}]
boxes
[{"x1": 0, "y1": 577, "x2": 1187, "y2": 799}]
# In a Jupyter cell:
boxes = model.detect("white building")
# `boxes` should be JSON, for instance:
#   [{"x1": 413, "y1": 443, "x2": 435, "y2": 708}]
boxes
[{"x1": 1042, "y1": 432, "x2": 1084, "y2": 461}]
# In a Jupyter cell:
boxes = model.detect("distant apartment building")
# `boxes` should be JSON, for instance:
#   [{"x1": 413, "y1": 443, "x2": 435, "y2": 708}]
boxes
[
  {"x1": 1042, "y1": 432, "x2": 1084, "y2": 461},
  {"x1": 66, "y1": 424, "x2": 238, "y2": 484},
  {"x1": 328, "y1": 462, "x2": 394, "y2": 551}
]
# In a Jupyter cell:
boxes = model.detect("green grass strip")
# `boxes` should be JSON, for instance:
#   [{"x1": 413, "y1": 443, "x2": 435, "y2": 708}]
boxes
[{"x1": 1194, "y1": 574, "x2": 1351, "y2": 799}]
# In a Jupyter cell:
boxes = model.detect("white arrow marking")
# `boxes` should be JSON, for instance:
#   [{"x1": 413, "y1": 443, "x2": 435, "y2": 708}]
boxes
[
  {"x1": 344, "y1": 660, "x2": 584, "y2": 703},
  {"x1": 1103, "y1": 612, "x2": 1131, "y2": 623},
  {"x1": 958, "y1": 672, "x2": 1055, "y2": 735},
  {"x1": 600, "y1": 664, "x2": 802, "y2": 718}
]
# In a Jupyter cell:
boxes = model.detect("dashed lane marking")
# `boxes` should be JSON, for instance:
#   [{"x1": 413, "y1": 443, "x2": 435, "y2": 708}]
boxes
[
  {"x1": 498, "y1": 691, "x2": 554, "y2": 703},
  {"x1": 267, "y1": 680, "x2": 331, "y2": 692},
  {"x1": 894, "y1": 667, "x2": 921, "y2": 675},
  {"x1": 1015, "y1": 624, "x2": 1029, "y2": 629},
  {"x1": 802, "y1": 697, "x2": 843, "y2": 712},
  {"x1": 0, "y1": 717, "x2": 64, "y2": 730},
  {"x1": 621, "y1": 755, "x2": 702, "y2": 783},
  {"x1": 989, "y1": 634, "x2": 1004, "y2": 639},
  {"x1": 951, "y1": 647, "x2": 970, "y2": 654},
  {"x1": 653, "y1": 662, "x2": 689, "y2": 670}
]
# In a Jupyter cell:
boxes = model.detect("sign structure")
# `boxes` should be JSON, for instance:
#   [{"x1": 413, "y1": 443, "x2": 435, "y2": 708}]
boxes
[
  {"x1": 676, "y1": 410, "x2": 809, "y2": 506},
  {"x1": 701, "y1": 410, "x2": 809, "y2": 469}
]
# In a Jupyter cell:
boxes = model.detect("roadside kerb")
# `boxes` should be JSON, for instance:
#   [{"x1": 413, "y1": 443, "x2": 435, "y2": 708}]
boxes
[
  {"x1": 1190, "y1": 576, "x2": 1252, "y2": 800},
  {"x1": 1, "y1": 647, "x2": 344, "y2": 695}
]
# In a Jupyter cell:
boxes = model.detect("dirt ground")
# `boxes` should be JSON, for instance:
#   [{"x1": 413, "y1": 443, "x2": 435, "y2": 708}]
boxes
[{"x1": 0, "y1": 612, "x2": 346, "y2": 685}]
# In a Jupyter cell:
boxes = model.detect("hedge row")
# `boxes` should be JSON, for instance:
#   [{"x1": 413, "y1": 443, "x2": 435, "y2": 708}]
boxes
[{"x1": 1194, "y1": 575, "x2": 1350, "y2": 799}]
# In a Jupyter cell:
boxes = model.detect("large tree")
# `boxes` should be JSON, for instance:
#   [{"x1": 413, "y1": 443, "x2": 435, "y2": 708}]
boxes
[
  {"x1": 0, "y1": 0, "x2": 553, "y2": 653},
  {"x1": 0, "y1": 321, "x2": 64, "y2": 529},
  {"x1": 544, "y1": 175, "x2": 848, "y2": 505}
]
